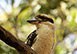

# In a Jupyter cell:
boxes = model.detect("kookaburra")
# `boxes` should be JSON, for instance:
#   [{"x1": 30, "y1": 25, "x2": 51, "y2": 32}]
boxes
[{"x1": 25, "y1": 14, "x2": 55, "y2": 54}]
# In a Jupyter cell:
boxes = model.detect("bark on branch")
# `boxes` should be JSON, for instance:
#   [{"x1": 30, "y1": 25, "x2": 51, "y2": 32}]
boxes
[{"x1": 0, "y1": 26, "x2": 37, "y2": 54}]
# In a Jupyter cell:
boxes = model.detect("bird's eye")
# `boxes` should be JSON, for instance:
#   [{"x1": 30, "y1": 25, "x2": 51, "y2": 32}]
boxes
[
  {"x1": 35, "y1": 14, "x2": 54, "y2": 23},
  {"x1": 42, "y1": 18, "x2": 54, "y2": 23},
  {"x1": 47, "y1": 19, "x2": 54, "y2": 23}
]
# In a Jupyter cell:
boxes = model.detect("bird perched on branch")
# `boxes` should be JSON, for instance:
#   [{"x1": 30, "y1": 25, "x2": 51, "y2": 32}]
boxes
[{"x1": 25, "y1": 14, "x2": 55, "y2": 54}]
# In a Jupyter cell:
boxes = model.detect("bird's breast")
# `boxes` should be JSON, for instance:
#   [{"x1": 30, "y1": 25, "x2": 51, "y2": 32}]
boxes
[{"x1": 31, "y1": 25, "x2": 55, "y2": 54}]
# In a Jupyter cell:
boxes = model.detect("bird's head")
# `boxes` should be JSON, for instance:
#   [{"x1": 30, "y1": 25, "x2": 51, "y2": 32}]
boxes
[{"x1": 27, "y1": 14, "x2": 54, "y2": 29}]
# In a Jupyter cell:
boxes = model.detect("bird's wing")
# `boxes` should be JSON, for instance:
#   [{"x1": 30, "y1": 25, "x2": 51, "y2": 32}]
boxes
[{"x1": 25, "y1": 30, "x2": 37, "y2": 47}]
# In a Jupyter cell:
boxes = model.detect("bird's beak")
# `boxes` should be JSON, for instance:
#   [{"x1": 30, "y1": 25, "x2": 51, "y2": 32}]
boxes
[{"x1": 27, "y1": 18, "x2": 41, "y2": 24}]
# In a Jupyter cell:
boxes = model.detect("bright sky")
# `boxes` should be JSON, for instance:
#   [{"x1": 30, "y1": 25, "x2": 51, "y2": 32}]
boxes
[
  {"x1": 0, "y1": 0, "x2": 22, "y2": 14},
  {"x1": 0, "y1": 0, "x2": 22, "y2": 23},
  {"x1": 0, "y1": 0, "x2": 7, "y2": 9}
]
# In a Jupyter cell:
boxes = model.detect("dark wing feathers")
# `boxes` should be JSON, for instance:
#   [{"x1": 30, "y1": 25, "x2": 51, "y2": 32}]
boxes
[{"x1": 25, "y1": 30, "x2": 37, "y2": 47}]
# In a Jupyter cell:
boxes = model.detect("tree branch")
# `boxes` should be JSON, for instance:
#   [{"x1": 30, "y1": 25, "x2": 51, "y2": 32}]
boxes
[{"x1": 0, "y1": 26, "x2": 37, "y2": 54}]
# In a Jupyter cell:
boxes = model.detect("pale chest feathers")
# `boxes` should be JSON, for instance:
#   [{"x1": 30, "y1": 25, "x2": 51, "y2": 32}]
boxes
[{"x1": 32, "y1": 23, "x2": 55, "y2": 54}]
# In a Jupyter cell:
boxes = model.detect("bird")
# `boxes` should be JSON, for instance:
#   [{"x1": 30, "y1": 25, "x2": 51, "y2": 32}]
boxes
[{"x1": 25, "y1": 14, "x2": 55, "y2": 54}]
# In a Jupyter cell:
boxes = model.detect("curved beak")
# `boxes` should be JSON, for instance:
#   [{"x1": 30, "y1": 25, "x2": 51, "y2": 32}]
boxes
[{"x1": 27, "y1": 18, "x2": 41, "y2": 24}]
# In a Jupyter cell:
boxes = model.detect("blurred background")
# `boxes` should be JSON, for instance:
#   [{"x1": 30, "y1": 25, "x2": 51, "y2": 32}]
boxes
[{"x1": 0, "y1": 0, "x2": 77, "y2": 54}]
